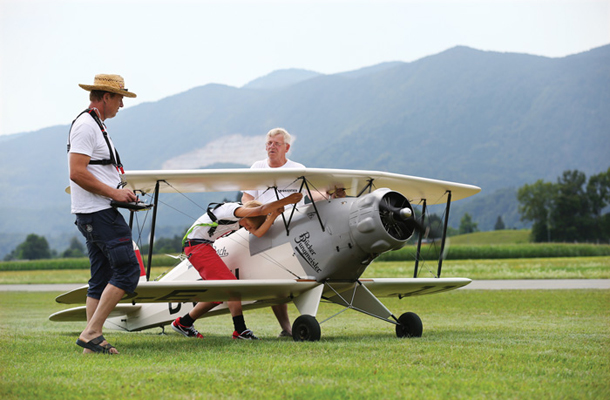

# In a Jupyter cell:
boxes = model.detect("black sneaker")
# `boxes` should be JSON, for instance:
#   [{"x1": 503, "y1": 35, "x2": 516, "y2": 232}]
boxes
[
  {"x1": 232, "y1": 329, "x2": 260, "y2": 340},
  {"x1": 171, "y1": 317, "x2": 204, "y2": 339}
]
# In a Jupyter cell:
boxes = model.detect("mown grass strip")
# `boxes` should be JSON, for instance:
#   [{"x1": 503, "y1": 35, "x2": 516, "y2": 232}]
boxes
[
  {"x1": 379, "y1": 243, "x2": 610, "y2": 262},
  {"x1": 3, "y1": 244, "x2": 610, "y2": 271},
  {"x1": 1, "y1": 257, "x2": 609, "y2": 284},
  {"x1": 364, "y1": 257, "x2": 610, "y2": 280}
]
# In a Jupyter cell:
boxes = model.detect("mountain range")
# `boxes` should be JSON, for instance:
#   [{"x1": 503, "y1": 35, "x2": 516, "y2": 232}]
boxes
[{"x1": 1, "y1": 45, "x2": 608, "y2": 258}]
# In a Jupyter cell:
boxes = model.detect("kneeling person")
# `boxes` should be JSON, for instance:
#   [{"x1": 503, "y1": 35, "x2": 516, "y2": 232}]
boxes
[{"x1": 172, "y1": 193, "x2": 303, "y2": 340}]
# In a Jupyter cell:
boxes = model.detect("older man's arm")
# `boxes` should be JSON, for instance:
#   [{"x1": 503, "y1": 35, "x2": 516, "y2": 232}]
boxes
[{"x1": 241, "y1": 192, "x2": 255, "y2": 203}]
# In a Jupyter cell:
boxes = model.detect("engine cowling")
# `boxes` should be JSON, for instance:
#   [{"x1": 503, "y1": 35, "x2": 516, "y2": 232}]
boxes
[{"x1": 348, "y1": 188, "x2": 416, "y2": 254}]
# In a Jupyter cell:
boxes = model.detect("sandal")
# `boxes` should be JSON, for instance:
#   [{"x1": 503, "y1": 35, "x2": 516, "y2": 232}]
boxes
[{"x1": 76, "y1": 335, "x2": 117, "y2": 354}]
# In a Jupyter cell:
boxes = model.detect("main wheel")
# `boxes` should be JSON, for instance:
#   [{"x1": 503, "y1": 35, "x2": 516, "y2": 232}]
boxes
[
  {"x1": 292, "y1": 315, "x2": 321, "y2": 342},
  {"x1": 396, "y1": 312, "x2": 423, "y2": 338}
]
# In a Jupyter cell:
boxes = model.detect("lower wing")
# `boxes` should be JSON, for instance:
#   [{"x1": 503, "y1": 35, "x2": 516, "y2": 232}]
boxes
[
  {"x1": 360, "y1": 277, "x2": 471, "y2": 298},
  {"x1": 55, "y1": 279, "x2": 321, "y2": 305},
  {"x1": 55, "y1": 277, "x2": 470, "y2": 305}
]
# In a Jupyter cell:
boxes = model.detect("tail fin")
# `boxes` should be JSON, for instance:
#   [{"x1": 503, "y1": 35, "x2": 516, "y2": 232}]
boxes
[{"x1": 133, "y1": 241, "x2": 147, "y2": 281}]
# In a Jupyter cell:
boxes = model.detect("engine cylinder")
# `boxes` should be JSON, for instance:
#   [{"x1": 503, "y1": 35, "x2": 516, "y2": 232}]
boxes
[{"x1": 348, "y1": 188, "x2": 415, "y2": 254}]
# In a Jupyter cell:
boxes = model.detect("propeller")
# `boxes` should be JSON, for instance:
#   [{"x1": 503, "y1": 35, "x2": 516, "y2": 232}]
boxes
[{"x1": 378, "y1": 192, "x2": 426, "y2": 240}]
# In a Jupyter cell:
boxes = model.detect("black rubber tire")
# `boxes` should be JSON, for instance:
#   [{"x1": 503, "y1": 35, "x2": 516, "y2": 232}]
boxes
[
  {"x1": 396, "y1": 312, "x2": 423, "y2": 338},
  {"x1": 292, "y1": 315, "x2": 321, "y2": 342}
]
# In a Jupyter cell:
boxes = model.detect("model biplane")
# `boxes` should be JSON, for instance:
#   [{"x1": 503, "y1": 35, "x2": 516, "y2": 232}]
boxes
[{"x1": 50, "y1": 168, "x2": 481, "y2": 341}]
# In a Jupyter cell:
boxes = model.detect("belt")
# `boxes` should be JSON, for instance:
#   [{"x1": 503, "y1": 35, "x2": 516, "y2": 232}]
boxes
[{"x1": 184, "y1": 239, "x2": 214, "y2": 248}]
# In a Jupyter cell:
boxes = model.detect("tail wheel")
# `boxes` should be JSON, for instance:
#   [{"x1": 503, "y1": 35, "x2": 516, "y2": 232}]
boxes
[
  {"x1": 292, "y1": 315, "x2": 321, "y2": 342},
  {"x1": 396, "y1": 312, "x2": 423, "y2": 338}
]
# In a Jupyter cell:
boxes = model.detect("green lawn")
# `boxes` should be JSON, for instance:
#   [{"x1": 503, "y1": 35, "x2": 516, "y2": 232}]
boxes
[
  {"x1": 1, "y1": 289, "x2": 608, "y2": 399},
  {"x1": 1, "y1": 253, "x2": 609, "y2": 399}
]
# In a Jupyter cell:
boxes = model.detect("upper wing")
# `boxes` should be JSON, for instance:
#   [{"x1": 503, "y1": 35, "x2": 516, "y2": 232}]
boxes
[
  {"x1": 122, "y1": 167, "x2": 481, "y2": 204},
  {"x1": 55, "y1": 279, "x2": 321, "y2": 305},
  {"x1": 360, "y1": 277, "x2": 472, "y2": 297}
]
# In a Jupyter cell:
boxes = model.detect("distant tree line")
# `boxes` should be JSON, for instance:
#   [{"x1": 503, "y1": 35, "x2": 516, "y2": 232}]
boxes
[
  {"x1": 2, "y1": 233, "x2": 184, "y2": 261},
  {"x1": 407, "y1": 211, "x2": 479, "y2": 242},
  {"x1": 3, "y1": 235, "x2": 86, "y2": 261},
  {"x1": 139, "y1": 235, "x2": 183, "y2": 255},
  {"x1": 517, "y1": 168, "x2": 610, "y2": 243}
]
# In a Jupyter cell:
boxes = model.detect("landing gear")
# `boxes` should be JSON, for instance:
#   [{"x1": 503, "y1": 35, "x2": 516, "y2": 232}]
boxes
[
  {"x1": 292, "y1": 315, "x2": 321, "y2": 342},
  {"x1": 396, "y1": 312, "x2": 423, "y2": 338}
]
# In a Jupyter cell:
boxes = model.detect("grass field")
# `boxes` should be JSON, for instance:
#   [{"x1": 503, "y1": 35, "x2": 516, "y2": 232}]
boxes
[
  {"x1": 1, "y1": 289, "x2": 608, "y2": 399},
  {"x1": 1, "y1": 254, "x2": 609, "y2": 399}
]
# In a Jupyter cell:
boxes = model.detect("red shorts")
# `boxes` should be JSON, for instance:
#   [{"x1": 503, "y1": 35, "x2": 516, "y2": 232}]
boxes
[{"x1": 185, "y1": 243, "x2": 237, "y2": 281}]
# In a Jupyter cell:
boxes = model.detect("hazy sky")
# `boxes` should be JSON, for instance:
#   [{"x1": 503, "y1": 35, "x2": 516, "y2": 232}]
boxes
[{"x1": 1, "y1": 0, "x2": 608, "y2": 136}]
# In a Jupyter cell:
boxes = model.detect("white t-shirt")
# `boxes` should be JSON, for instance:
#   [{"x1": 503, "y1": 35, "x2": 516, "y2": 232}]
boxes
[
  {"x1": 243, "y1": 158, "x2": 306, "y2": 205},
  {"x1": 68, "y1": 112, "x2": 121, "y2": 214},
  {"x1": 186, "y1": 202, "x2": 242, "y2": 242}
]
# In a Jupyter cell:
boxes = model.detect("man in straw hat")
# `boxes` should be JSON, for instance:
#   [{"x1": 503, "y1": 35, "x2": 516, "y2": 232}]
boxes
[{"x1": 68, "y1": 74, "x2": 139, "y2": 354}]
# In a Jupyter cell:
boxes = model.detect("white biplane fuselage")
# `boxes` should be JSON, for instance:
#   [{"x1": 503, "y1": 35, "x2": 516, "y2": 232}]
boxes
[{"x1": 51, "y1": 168, "x2": 481, "y2": 341}]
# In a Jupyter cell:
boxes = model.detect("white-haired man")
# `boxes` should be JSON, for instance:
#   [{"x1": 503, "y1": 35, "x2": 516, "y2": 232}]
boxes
[
  {"x1": 242, "y1": 128, "x2": 326, "y2": 337},
  {"x1": 243, "y1": 128, "x2": 306, "y2": 204}
]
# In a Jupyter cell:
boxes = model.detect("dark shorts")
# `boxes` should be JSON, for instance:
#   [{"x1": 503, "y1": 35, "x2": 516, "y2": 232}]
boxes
[{"x1": 75, "y1": 208, "x2": 141, "y2": 299}]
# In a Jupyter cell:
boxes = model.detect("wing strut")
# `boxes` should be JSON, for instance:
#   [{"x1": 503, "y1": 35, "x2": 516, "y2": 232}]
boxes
[
  {"x1": 279, "y1": 177, "x2": 326, "y2": 235},
  {"x1": 272, "y1": 186, "x2": 290, "y2": 233},
  {"x1": 299, "y1": 177, "x2": 324, "y2": 233},
  {"x1": 413, "y1": 199, "x2": 427, "y2": 278},
  {"x1": 357, "y1": 178, "x2": 375, "y2": 197},
  {"x1": 128, "y1": 204, "x2": 135, "y2": 229},
  {"x1": 146, "y1": 180, "x2": 162, "y2": 281},
  {"x1": 437, "y1": 191, "x2": 452, "y2": 278},
  {"x1": 321, "y1": 280, "x2": 395, "y2": 325},
  {"x1": 270, "y1": 185, "x2": 302, "y2": 236}
]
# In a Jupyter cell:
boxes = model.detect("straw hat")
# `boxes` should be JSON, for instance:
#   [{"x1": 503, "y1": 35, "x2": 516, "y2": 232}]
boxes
[{"x1": 79, "y1": 74, "x2": 137, "y2": 98}]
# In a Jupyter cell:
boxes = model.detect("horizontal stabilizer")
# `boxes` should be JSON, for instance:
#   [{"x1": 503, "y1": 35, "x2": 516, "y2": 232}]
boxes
[{"x1": 49, "y1": 304, "x2": 142, "y2": 322}]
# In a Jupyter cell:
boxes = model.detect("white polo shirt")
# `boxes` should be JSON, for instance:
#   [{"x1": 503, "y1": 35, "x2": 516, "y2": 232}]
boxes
[{"x1": 243, "y1": 159, "x2": 306, "y2": 205}]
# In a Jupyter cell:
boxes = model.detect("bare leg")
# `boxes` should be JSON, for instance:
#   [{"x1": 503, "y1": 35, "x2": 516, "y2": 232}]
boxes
[
  {"x1": 272, "y1": 304, "x2": 292, "y2": 334},
  {"x1": 186, "y1": 301, "x2": 244, "y2": 332},
  {"x1": 187, "y1": 301, "x2": 219, "y2": 320},
  {"x1": 78, "y1": 284, "x2": 125, "y2": 354},
  {"x1": 85, "y1": 296, "x2": 99, "y2": 322},
  {"x1": 82, "y1": 297, "x2": 100, "y2": 353},
  {"x1": 227, "y1": 300, "x2": 243, "y2": 317}
]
